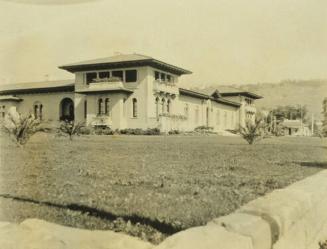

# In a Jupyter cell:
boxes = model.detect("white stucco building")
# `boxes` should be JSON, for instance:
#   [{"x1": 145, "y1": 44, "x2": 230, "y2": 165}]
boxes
[{"x1": 0, "y1": 54, "x2": 262, "y2": 132}]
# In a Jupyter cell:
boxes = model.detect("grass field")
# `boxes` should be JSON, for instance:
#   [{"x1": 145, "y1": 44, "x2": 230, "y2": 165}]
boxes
[{"x1": 0, "y1": 133, "x2": 326, "y2": 243}]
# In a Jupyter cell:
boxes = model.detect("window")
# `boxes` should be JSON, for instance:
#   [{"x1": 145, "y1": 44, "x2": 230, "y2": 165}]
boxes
[
  {"x1": 132, "y1": 98, "x2": 138, "y2": 117},
  {"x1": 155, "y1": 97, "x2": 160, "y2": 120},
  {"x1": 112, "y1": 70, "x2": 123, "y2": 80},
  {"x1": 39, "y1": 104, "x2": 43, "y2": 120},
  {"x1": 34, "y1": 105, "x2": 39, "y2": 119},
  {"x1": 98, "y1": 98, "x2": 103, "y2": 115},
  {"x1": 155, "y1": 71, "x2": 160, "y2": 80},
  {"x1": 184, "y1": 104, "x2": 189, "y2": 117},
  {"x1": 105, "y1": 98, "x2": 110, "y2": 115},
  {"x1": 160, "y1": 73, "x2": 165, "y2": 81},
  {"x1": 167, "y1": 99, "x2": 171, "y2": 113},
  {"x1": 167, "y1": 75, "x2": 171, "y2": 82},
  {"x1": 99, "y1": 71, "x2": 110, "y2": 79},
  {"x1": 224, "y1": 111, "x2": 227, "y2": 127},
  {"x1": 86, "y1": 72, "x2": 97, "y2": 84},
  {"x1": 216, "y1": 110, "x2": 220, "y2": 125},
  {"x1": 162, "y1": 98, "x2": 166, "y2": 113},
  {"x1": 84, "y1": 100, "x2": 87, "y2": 119},
  {"x1": 1, "y1": 105, "x2": 5, "y2": 118},
  {"x1": 195, "y1": 106, "x2": 199, "y2": 124},
  {"x1": 123, "y1": 98, "x2": 127, "y2": 117},
  {"x1": 125, "y1": 70, "x2": 137, "y2": 82}
]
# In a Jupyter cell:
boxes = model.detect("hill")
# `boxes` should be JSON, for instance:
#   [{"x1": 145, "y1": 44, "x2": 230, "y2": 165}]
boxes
[{"x1": 194, "y1": 80, "x2": 327, "y2": 121}]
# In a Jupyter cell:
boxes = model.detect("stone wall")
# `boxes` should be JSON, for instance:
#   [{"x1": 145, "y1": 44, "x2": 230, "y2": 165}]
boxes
[
  {"x1": 1, "y1": 170, "x2": 327, "y2": 249},
  {"x1": 155, "y1": 170, "x2": 327, "y2": 249}
]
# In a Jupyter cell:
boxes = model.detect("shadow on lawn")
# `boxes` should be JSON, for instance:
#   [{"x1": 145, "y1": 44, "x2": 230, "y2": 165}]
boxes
[
  {"x1": 0, "y1": 193, "x2": 181, "y2": 235},
  {"x1": 296, "y1": 162, "x2": 327, "y2": 169}
]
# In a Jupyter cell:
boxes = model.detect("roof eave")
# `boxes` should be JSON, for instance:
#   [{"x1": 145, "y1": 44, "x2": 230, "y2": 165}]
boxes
[
  {"x1": 0, "y1": 85, "x2": 74, "y2": 95},
  {"x1": 59, "y1": 59, "x2": 192, "y2": 76},
  {"x1": 179, "y1": 88, "x2": 210, "y2": 99},
  {"x1": 221, "y1": 92, "x2": 263, "y2": 99}
]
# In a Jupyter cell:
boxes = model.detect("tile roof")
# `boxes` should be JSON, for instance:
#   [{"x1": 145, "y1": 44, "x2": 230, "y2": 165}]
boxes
[
  {"x1": 193, "y1": 86, "x2": 262, "y2": 99},
  {"x1": 60, "y1": 54, "x2": 153, "y2": 67},
  {"x1": 0, "y1": 80, "x2": 74, "y2": 94},
  {"x1": 59, "y1": 53, "x2": 192, "y2": 75},
  {"x1": 179, "y1": 88, "x2": 241, "y2": 107}
]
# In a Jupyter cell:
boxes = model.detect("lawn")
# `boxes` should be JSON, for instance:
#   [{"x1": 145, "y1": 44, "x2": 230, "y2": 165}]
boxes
[{"x1": 0, "y1": 133, "x2": 326, "y2": 243}]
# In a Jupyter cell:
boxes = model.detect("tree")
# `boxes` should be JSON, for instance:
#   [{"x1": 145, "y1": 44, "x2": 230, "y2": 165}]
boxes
[
  {"x1": 322, "y1": 98, "x2": 327, "y2": 137},
  {"x1": 268, "y1": 105, "x2": 308, "y2": 123}
]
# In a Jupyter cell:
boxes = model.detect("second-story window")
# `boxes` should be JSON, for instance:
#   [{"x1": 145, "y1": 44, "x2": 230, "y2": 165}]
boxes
[
  {"x1": 160, "y1": 73, "x2": 165, "y2": 81},
  {"x1": 99, "y1": 71, "x2": 110, "y2": 79},
  {"x1": 125, "y1": 70, "x2": 137, "y2": 82},
  {"x1": 155, "y1": 71, "x2": 160, "y2": 80},
  {"x1": 112, "y1": 70, "x2": 123, "y2": 81},
  {"x1": 86, "y1": 72, "x2": 97, "y2": 84}
]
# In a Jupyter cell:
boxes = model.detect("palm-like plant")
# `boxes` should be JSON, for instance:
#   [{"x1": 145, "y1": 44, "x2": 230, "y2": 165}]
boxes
[
  {"x1": 57, "y1": 120, "x2": 84, "y2": 140},
  {"x1": 240, "y1": 117, "x2": 265, "y2": 145},
  {"x1": 3, "y1": 111, "x2": 41, "y2": 146}
]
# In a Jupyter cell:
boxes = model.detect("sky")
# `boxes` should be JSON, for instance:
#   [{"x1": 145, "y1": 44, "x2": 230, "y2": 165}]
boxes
[{"x1": 0, "y1": 0, "x2": 326, "y2": 88}]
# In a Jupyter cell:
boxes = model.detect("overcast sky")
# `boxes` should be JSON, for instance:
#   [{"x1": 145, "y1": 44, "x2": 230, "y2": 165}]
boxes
[{"x1": 0, "y1": 0, "x2": 326, "y2": 88}]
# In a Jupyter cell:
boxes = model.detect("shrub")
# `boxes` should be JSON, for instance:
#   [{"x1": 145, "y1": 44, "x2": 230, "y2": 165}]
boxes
[
  {"x1": 194, "y1": 126, "x2": 214, "y2": 132},
  {"x1": 319, "y1": 240, "x2": 327, "y2": 249},
  {"x1": 79, "y1": 127, "x2": 91, "y2": 135},
  {"x1": 2, "y1": 111, "x2": 41, "y2": 146},
  {"x1": 144, "y1": 128, "x2": 161, "y2": 135},
  {"x1": 119, "y1": 128, "x2": 160, "y2": 135},
  {"x1": 240, "y1": 117, "x2": 265, "y2": 145},
  {"x1": 57, "y1": 120, "x2": 84, "y2": 140},
  {"x1": 168, "y1": 130, "x2": 180, "y2": 135}
]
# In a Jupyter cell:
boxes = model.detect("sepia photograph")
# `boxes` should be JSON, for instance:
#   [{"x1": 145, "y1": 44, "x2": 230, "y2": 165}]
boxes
[{"x1": 0, "y1": 0, "x2": 327, "y2": 248}]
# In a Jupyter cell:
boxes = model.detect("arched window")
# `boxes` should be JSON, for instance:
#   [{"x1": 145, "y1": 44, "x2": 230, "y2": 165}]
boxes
[
  {"x1": 39, "y1": 104, "x2": 43, "y2": 120},
  {"x1": 98, "y1": 98, "x2": 103, "y2": 115},
  {"x1": 155, "y1": 97, "x2": 160, "y2": 120},
  {"x1": 34, "y1": 105, "x2": 39, "y2": 119},
  {"x1": 167, "y1": 99, "x2": 171, "y2": 113},
  {"x1": 161, "y1": 98, "x2": 165, "y2": 113},
  {"x1": 132, "y1": 98, "x2": 138, "y2": 117},
  {"x1": 105, "y1": 98, "x2": 110, "y2": 115}
]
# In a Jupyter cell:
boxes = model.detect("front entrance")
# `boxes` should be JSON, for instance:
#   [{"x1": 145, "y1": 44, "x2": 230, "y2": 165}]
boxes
[{"x1": 59, "y1": 98, "x2": 74, "y2": 121}]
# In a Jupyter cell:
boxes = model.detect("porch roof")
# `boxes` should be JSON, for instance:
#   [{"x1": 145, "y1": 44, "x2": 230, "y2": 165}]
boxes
[{"x1": 59, "y1": 54, "x2": 192, "y2": 76}]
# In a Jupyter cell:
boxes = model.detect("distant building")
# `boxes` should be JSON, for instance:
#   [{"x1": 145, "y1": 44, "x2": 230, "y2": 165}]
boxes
[
  {"x1": 281, "y1": 119, "x2": 312, "y2": 136},
  {"x1": 0, "y1": 54, "x2": 262, "y2": 132}
]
